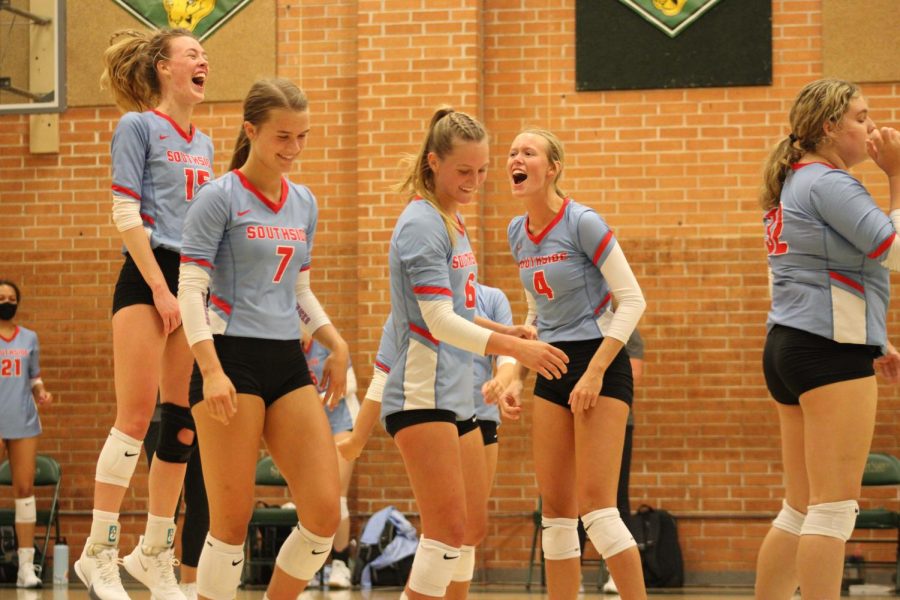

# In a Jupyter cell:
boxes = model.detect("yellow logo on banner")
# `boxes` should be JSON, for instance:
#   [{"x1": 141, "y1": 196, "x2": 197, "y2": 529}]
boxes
[
  {"x1": 163, "y1": 0, "x2": 216, "y2": 31},
  {"x1": 619, "y1": 0, "x2": 722, "y2": 37}
]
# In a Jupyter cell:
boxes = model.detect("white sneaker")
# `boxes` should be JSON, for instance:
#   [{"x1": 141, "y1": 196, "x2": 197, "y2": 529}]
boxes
[
  {"x1": 178, "y1": 582, "x2": 197, "y2": 600},
  {"x1": 327, "y1": 559, "x2": 351, "y2": 589},
  {"x1": 16, "y1": 551, "x2": 42, "y2": 588},
  {"x1": 74, "y1": 545, "x2": 130, "y2": 600},
  {"x1": 122, "y1": 539, "x2": 185, "y2": 600},
  {"x1": 602, "y1": 573, "x2": 619, "y2": 594}
]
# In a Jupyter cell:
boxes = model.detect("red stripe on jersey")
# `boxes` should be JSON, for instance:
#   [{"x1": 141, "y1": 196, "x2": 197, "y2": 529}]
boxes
[
  {"x1": 592, "y1": 230, "x2": 615, "y2": 265},
  {"x1": 409, "y1": 323, "x2": 439, "y2": 345},
  {"x1": 300, "y1": 264, "x2": 311, "y2": 272},
  {"x1": 112, "y1": 185, "x2": 141, "y2": 201},
  {"x1": 0, "y1": 326, "x2": 20, "y2": 343},
  {"x1": 140, "y1": 213, "x2": 155, "y2": 226},
  {"x1": 374, "y1": 360, "x2": 391, "y2": 374},
  {"x1": 233, "y1": 169, "x2": 288, "y2": 213},
  {"x1": 209, "y1": 294, "x2": 232, "y2": 315},
  {"x1": 413, "y1": 286, "x2": 452, "y2": 297},
  {"x1": 526, "y1": 198, "x2": 570, "y2": 245},
  {"x1": 829, "y1": 272, "x2": 864, "y2": 294},
  {"x1": 791, "y1": 161, "x2": 837, "y2": 171},
  {"x1": 181, "y1": 256, "x2": 215, "y2": 270},
  {"x1": 868, "y1": 232, "x2": 896, "y2": 259},
  {"x1": 593, "y1": 293, "x2": 612, "y2": 316},
  {"x1": 152, "y1": 109, "x2": 194, "y2": 143}
]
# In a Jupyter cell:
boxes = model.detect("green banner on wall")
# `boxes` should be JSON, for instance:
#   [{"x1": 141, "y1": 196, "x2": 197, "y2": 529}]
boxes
[
  {"x1": 617, "y1": 0, "x2": 723, "y2": 37},
  {"x1": 111, "y1": 0, "x2": 252, "y2": 40}
]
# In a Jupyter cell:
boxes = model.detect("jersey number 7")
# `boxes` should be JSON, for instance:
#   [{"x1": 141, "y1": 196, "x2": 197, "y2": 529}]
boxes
[{"x1": 273, "y1": 245, "x2": 294, "y2": 283}]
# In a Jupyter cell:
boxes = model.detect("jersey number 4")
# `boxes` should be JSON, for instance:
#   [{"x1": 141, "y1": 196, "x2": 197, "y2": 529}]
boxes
[
  {"x1": 0, "y1": 358, "x2": 21, "y2": 378},
  {"x1": 533, "y1": 270, "x2": 555, "y2": 300},
  {"x1": 184, "y1": 169, "x2": 211, "y2": 202},
  {"x1": 765, "y1": 205, "x2": 789, "y2": 256}
]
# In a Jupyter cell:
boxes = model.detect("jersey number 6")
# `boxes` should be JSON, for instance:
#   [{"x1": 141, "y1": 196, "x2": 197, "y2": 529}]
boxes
[{"x1": 465, "y1": 272, "x2": 476, "y2": 309}]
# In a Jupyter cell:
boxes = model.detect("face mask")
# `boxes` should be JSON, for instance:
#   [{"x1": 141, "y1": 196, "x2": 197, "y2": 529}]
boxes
[{"x1": 0, "y1": 302, "x2": 17, "y2": 321}]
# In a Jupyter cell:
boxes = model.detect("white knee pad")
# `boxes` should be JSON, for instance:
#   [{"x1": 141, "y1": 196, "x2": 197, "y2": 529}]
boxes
[
  {"x1": 275, "y1": 523, "x2": 334, "y2": 581},
  {"x1": 582, "y1": 507, "x2": 636, "y2": 559},
  {"x1": 450, "y1": 545, "x2": 475, "y2": 583},
  {"x1": 407, "y1": 536, "x2": 460, "y2": 597},
  {"x1": 339, "y1": 496, "x2": 349, "y2": 521},
  {"x1": 541, "y1": 516, "x2": 581, "y2": 561},
  {"x1": 14, "y1": 497, "x2": 36, "y2": 524},
  {"x1": 772, "y1": 499, "x2": 806, "y2": 537},
  {"x1": 197, "y1": 534, "x2": 245, "y2": 600},
  {"x1": 95, "y1": 428, "x2": 142, "y2": 487},
  {"x1": 801, "y1": 500, "x2": 859, "y2": 541}
]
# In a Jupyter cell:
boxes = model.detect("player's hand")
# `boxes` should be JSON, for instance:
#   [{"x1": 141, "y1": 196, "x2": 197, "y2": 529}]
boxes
[
  {"x1": 507, "y1": 324, "x2": 538, "y2": 340},
  {"x1": 337, "y1": 435, "x2": 364, "y2": 461},
  {"x1": 481, "y1": 377, "x2": 505, "y2": 405},
  {"x1": 33, "y1": 389, "x2": 52, "y2": 405},
  {"x1": 568, "y1": 370, "x2": 604, "y2": 413},
  {"x1": 321, "y1": 350, "x2": 349, "y2": 410},
  {"x1": 203, "y1": 370, "x2": 238, "y2": 425},
  {"x1": 513, "y1": 339, "x2": 568, "y2": 380},
  {"x1": 875, "y1": 342, "x2": 900, "y2": 384},
  {"x1": 152, "y1": 287, "x2": 182, "y2": 335},
  {"x1": 867, "y1": 127, "x2": 900, "y2": 177},
  {"x1": 498, "y1": 379, "x2": 523, "y2": 421}
]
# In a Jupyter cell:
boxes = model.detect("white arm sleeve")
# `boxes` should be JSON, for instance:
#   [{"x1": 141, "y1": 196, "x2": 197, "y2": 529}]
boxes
[
  {"x1": 524, "y1": 290, "x2": 538, "y2": 327},
  {"x1": 178, "y1": 263, "x2": 213, "y2": 346},
  {"x1": 418, "y1": 299, "x2": 492, "y2": 356},
  {"x1": 365, "y1": 367, "x2": 387, "y2": 403},
  {"x1": 295, "y1": 270, "x2": 332, "y2": 335},
  {"x1": 496, "y1": 355, "x2": 517, "y2": 369},
  {"x1": 880, "y1": 210, "x2": 900, "y2": 272},
  {"x1": 112, "y1": 195, "x2": 143, "y2": 232},
  {"x1": 597, "y1": 244, "x2": 646, "y2": 344},
  {"x1": 346, "y1": 365, "x2": 358, "y2": 398}
]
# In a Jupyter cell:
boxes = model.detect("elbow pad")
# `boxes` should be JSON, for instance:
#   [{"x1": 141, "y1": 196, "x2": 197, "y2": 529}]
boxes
[
  {"x1": 418, "y1": 299, "x2": 491, "y2": 355},
  {"x1": 295, "y1": 270, "x2": 332, "y2": 334},
  {"x1": 112, "y1": 195, "x2": 144, "y2": 233},
  {"x1": 178, "y1": 263, "x2": 213, "y2": 346}
]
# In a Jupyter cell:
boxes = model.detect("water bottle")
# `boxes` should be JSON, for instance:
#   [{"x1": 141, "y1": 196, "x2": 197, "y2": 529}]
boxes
[{"x1": 52, "y1": 539, "x2": 69, "y2": 585}]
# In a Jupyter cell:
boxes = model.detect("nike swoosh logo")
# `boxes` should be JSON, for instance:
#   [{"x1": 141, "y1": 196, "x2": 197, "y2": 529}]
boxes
[
  {"x1": 311, "y1": 549, "x2": 328, "y2": 555},
  {"x1": 138, "y1": 556, "x2": 149, "y2": 572},
  {"x1": 541, "y1": 526, "x2": 550, "y2": 530},
  {"x1": 206, "y1": 541, "x2": 213, "y2": 547},
  {"x1": 159, "y1": 135, "x2": 168, "y2": 140},
  {"x1": 231, "y1": 559, "x2": 243, "y2": 566},
  {"x1": 124, "y1": 451, "x2": 139, "y2": 457},
  {"x1": 237, "y1": 209, "x2": 251, "y2": 217},
  {"x1": 443, "y1": 553, "x2": 459, "y2": 560}
]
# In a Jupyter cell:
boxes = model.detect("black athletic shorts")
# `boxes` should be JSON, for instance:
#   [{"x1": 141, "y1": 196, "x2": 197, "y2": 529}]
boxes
[
  {"x1": 534, "y1": 337, "x2": 633, "y2": 408},
  {"x1": 188, "y1": 335, "x2": 314, "y2": 408},
  {"x1": 763, "y1": 324, "x2": 879, "y2": 406},
  {"x1": 384, "y1": 409, "x2": 456, "y2": 437},
  {"x1": 456, "y1": 415, "x2": 479, "y2": 437},
  {"x1": 112, "y1": 247, "x2": 180, "y2": 315},
  {"x1": 477, "y1": 419, "x2": 499, "y2": 446}
]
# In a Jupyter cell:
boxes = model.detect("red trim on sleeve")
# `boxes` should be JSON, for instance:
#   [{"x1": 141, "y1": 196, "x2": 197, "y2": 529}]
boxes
[
  {"x1": 300, "y1": 264, "x2": 311, "y2": 272},
  {"x1": 181, "y1": 256, "x2": 215, "y2": 270},
  {"x1": 829, "y1": 272, "x2": 864, "y2": 294},
  {"x1": 409, "y1": 323, "x2": 439, "y2": 345},
  {"x1": 112, "y1": 185, "x2": 141, "y2": 201},
  {"x1": 151, "y1": 109, "x2": 194, "y2": 143},
  {"x1": 592, "y1": 230, "x2": 615, "y2": 266},
  {"x1": 140, "y1": 213, "x2": 155, "y2": 226},
  {"x1": 413, "y1": 286, "x2": 453, "y2": 297},
  {"x1": 209, "y1": 294, "x2": 232, "y2": 316},
  {"x1": 233, "y1": 169, "x2": 288, "y2": 213},
  {"x1": 868, "y1": 232, "x2": 896, "y2": 259},
  {"x1": 0, "y1": 326, "x2": 20, "y2": 343},
  {"x1": 593, "y1": 293, "x2": 612, "y2": 316},
  {"x1": 374, "y1": 360, "x2": 391, "y2": 374},
  {"x1": 526, "y1": 198, "x2": 570, "y2": 245}
]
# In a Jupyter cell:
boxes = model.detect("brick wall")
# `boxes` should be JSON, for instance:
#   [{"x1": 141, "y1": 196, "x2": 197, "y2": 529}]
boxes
[{"x1": 0, "y1": 0, "x2": 897, "y2": 582}]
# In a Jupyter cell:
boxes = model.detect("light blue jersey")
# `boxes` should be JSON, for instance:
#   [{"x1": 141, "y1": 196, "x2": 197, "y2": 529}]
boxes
[
  {"x1": 181, "y1": 170, "x2": 318, "y2": 341},
  {"x1": 0, "y1": 326, "x2": 42, "y2": 439},
  {"x1": 473, "y1": 284, "x2": 513, "y2": 424},
  {"x1": 303, "y1": 338, "x2": 356, "y2": 434},
  {"x1": 508, "y1": 198, "x2": 617, "y2": 343},
  {"x1": 765, "y1": 162, "x2": 895, "y2": 348},
  {"x1": 382, "y1": 200, "x2": 479, "y2": 421},
  {"x1": 111, "y1": 110, "x2": 214, "y2": 253}
]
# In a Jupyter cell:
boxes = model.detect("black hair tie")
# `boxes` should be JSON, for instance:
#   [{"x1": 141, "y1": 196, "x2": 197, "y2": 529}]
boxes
[{"x1": 788, "y1": 133, "x2": 798, "y2": 143}]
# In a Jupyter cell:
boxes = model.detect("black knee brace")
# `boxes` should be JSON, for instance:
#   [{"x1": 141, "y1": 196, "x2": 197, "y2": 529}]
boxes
[{"x1": 156, "y1": 403, "x2": 197, "y2": 463}]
